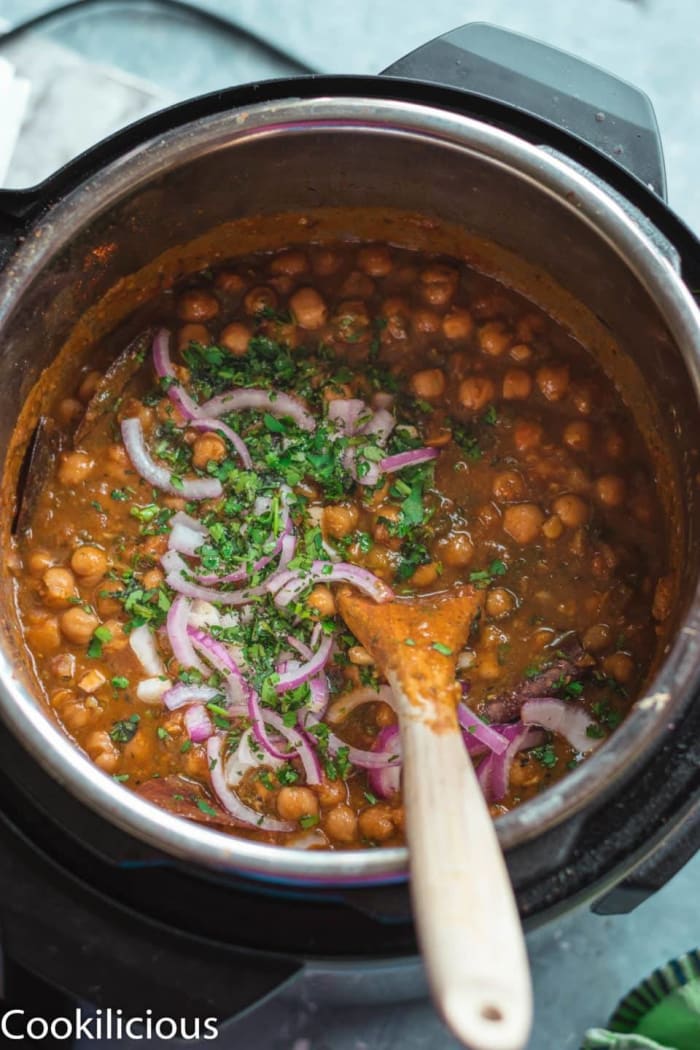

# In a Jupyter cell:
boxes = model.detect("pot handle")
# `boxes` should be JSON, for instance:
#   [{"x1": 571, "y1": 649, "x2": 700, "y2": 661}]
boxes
[
  {"x1": 0, "y1": 188, "x2": 43, "y2": 272},
  {"x1": 591, "y1": 794, "x2": 700, "y2": 915},
  {"x1": 382, "y1": 22, "x2": 667, "y2": 200}
]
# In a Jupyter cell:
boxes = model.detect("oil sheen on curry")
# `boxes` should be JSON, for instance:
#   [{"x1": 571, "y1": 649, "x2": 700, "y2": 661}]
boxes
[{"x1": 12, "y1": 241, "x2": 672, "y2": 850}]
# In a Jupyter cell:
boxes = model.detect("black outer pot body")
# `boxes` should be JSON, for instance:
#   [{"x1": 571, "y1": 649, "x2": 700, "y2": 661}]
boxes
[{"x1": 0, "y1": 24, "x2": 698, "y2": 1023}]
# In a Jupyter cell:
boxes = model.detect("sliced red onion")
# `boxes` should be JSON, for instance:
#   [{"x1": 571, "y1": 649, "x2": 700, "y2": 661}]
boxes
[
  {"x1": 344, "y1": 446, "x2": 381, "y2": 487},
  {"x1": 248, "y1": 688, "x2": 295, "y2": 762},
  {"x1": 272, "y1": 561, "x2": 393, "y2": 608},
  {"x1": 287, "y1": 635, "x2": 312, "y2": 661},
  {"x1": 359, "y1": 408, "x2": 395, "y2": 445},
  {"x1": 308, "y1": 674, "x2": 329, "y2": 716},
  {"x1": 327, "y1": 685, "x2": 397, "y2": 725},
  {"x1": 198, "y1": 388, "x2": 316, "y2": 432},
  {"x1": 166, "y1": 595, "x2": 207, "y2": 674},
  {"x1": 136, "y1": 676, "x2": 171, "y2": 703},
  {"x1": 184, "y1": 703, "x2": 214, "y2": 743},
  {"x1": 303, "y1": 712, "x2": 401, "y2": 770},
  {"x1": 260, "y1": 709, "x2": 322, "y2": 786},
  {"x1": 521, "y1": 698, "x2": 602, "y2": 754},
  {"x1": 276, "y1": 632, "x2": 333, "y2": 693},
  {"x1": 225, "y1": 728, "x2": 284, "y2": 784},
  {"x1": 163, "y1": 682, "x2": 221, "y2": 711},
  {"x1": 168, "y1": 521, "x2": 207, "y2": 557},
  {"x1": 380, "y1": 448, "x2": 439, "y2": 473},
  {"x1": 152, "y1": 327, "x2": 202, "y2": 421},
  {"x1": 327, "y1": 398, "x2": 371, "y2": 433},
  {"x1": 368, "y1": 725, "x2": 402, "y2": 798},
  {"x1": 187, "y1": 627, "x2": 248, "y2": 708},
  {"x1": 207, "y1": 735, "x2": 294, "y2": 832},
  {"x1": 476, "y1": 725, "x2": 546, "y2": 804},
  {"x1": 170, "y1": 510, "x2": 207, "y2": 535},
  {"x1": 121, "y1": 417, "x2": 222, "y2": 500},
  {"x1": 190, "y1": 417, "x2": 252, "y2": 470},
  {"x1": 163, "y1": 550, "x2": 267, "y2": 605},
  {"x1": 129, "y1": 624, "x2": 165, "y2": 676},
  {"x1": 188, "y1": 599, "x2": 221, "y2": 630},
  {"x1": 458, "y1": 703, "x2": 509, "y2": 756}
]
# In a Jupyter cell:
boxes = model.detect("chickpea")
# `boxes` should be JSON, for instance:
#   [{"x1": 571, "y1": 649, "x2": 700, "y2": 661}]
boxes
[
  {"x1": 177, "y1": 289, "x2": 220, "y2": 322},
  {"x1": 458, "y1": 376, "x2": 496, "y2": 412},
  {"x1": 244, "y1": 285, "x2": 277, "y2": 316},
  {"x1": 71, "y1": 545, "x2": 108, "y2": 578},
  {"x1": 315, "y1": 775, "x2": 346, "y2": 807},
  {"x1": 324, "y1": 804, "x2": 359, "y2": 843},
  {"x1": 306, "y1": 247, "x2": 338, "y2": 276},
  {"x1": 41, "y1": 567, "x2": 78, "y2": 609},
  {"x1": 60, "y1": 606, "x2": 100, "y2": 645},
  {"x1": 492, "y1": 470, "x2": 525, "y2": 502},
  {"x1": 96, "y1": 579, "x2": 124, "y2": 617},
  {"x1": 60, "y1": 698, "x2": 92, "y2": 732},
  {"x1": 536, "y1": 364, "x2": 570, "y2": 401},
  {"x1": 101, "y1": 619, "x2": 128, "y2": 653},
  {"x1": 509, "y1": 343, "x2": 533, "y2": 363},
  {"x1": 85, "y1": 730, "x2": 120, "y2": 773},
  {"x1": 583, "y1": 623, "x2": 612, "y2": 653},
  {"x1": 603, "y1": 652, "x2": 635, "y2": 684},
  {"x1": 476, "y1": 651, "x2": 502, "y2": 681},
  {"x1": 56, "y1": 397, "x2": 83, "y2": 425},
  {"x1": 277, "y1": 786, "x2": 319, "y2": 822},
  {"x1": 485, "y1": 587, "x2": 515, "y2": 619},
  {"x1": 563, "y1": 420, "x2": 592, "y2": 452},
  {"x1": 269, "y1": 250, "x2": 308, "y2": 276},
  {"x1": 419, "y1": 265, "x2": 458, "y2": 307},
  {"x1": 78, "y1": 371, "x2": 102, "y2": 402},
  {"x1": 357, "y1": 244, "x2": 393, "y2": 277},
  {"x1": 57, "y1": 451, "x2": 94, "y2": 487},
  {"x1": 26, "y1": 617, "x2": 61, "y2": 655},
  {"x1": 333, "y1": 299, "x2": 370, "y2": 342},
  {"x1": 192, "y1": 433, "x2": 227, "y2": 469},
  {"x1": 409, "y1": 368, "x2": 445, "y2": 400},
  {"x1": 542, "y1": 515, "x2": 564, "y2": 540},
  {"x1": 442, "y1": 308, "x2": 473, "y2": 341},
  {"x1": 436, "y1": 532, "x2": 474, "y2": 568},
  {"x1": 595, "y1": 474, "x2": 625, "y2": 508},
  {"x1": 323, "y1": 503, "x2": 359, "y2": 540},
  {"x1": 370, "y1": 513, "x2": 400, "y2": 555},
  {"x1": 409, "y1": 562, "x2": 439, "y2": 588},
  {"x1": 290, "y1": 287, "x2": 328, "y2": 330},
  {"x1": 381, "y1": 297, "x2": 410, "y2": 341},
  {"x1": 358, "y1": 804, "x2": 396, "y2": 842},
  {"x1": 478, "y1": 321, "x2": 511, "y2": 356},
  {"x1": 503, "y1": 504, "x2": 545, "y2": 544},
  {"x1": 375, "y1": 701, "x2": 396, "y2": 727},
  {"x1": 553, "y1": 493, "x2": 590, "y2": 528},
  {"x1": 340, "y1": 271, "x2": 375, "y2": 299},
  {"x1": 502, "y1": 369, "x2": 532, "y2": 400},
  {"x1": 142, "y1": 568, "x2": 164, "y2": 590},
  {"x1": 177, "y1": 323, "x2": 210, "y2": 351},
  {"x1": 364, "y1": 544, "x2": 396, "y2": 581},
  {"x1": 572, "y1": 383, "x2": 594, "y2": 415},
  {"x1": 214, "y1": 270, "x2": 246, "y2": 294},
  {"x1": 348, "y1": 646, "x2": 374, "y2": 666},
  {"x1": 307, "y1": 585, "x2": 336, "y2": 618},
  {"x1": 513, "y1": 420, "x2": 543, "y2": 452},
  {"x1": 411, "y1": 308, "x2": 441, "y2": 334},
  {"x1": 28, "y1": 549, "x2": 54, "y2": 576}
]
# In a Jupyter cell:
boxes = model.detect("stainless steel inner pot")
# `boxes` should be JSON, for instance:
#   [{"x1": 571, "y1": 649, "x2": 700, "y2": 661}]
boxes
[{"x1": 1, "y1": 97, "x2": 700, "y2": 884}]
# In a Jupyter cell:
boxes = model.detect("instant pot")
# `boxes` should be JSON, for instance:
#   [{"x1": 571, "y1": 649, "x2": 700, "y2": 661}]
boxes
[{"x1": 0, "y1": 23, "x2": 698, "y2": 1025}]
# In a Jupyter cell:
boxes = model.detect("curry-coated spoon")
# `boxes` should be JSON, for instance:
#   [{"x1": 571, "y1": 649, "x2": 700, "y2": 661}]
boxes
[{"x1": 337, "y1": 584, "x2": 533, "y2": 1050}]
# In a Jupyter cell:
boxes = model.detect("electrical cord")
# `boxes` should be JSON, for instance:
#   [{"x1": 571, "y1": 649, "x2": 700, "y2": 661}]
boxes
[{"x1": 0, "y1": 0, "x2": 319, "y2": 74}]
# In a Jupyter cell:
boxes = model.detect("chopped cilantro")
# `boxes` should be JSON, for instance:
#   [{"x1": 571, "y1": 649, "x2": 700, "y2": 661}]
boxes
[
  {"x1": 111, "y1": 675, "x2": 129, "y2": 690},
  {"x1": 299, "y1": 813, "x2": 320, "y2": 830},
  {"x1": 431, "y1": 641, "x2": 453, "y2": 656},
  {"x1": 196, "y1": 799, "x2": 219, "y2": 818},
  {"x1": 87, "y1": 624, "x2": 113, "y2": 659},
  {"x1": 531, "y1": 743, "x2": 558, "y2": 768},
  {"x1": 109, "y1": 714, "x2": 140, "y2": 744}
]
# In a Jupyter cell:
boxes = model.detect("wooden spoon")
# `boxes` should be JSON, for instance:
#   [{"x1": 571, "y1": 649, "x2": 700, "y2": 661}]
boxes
[{"x1": 337, "y1": 584, "x2": 532, "y2": 1050}]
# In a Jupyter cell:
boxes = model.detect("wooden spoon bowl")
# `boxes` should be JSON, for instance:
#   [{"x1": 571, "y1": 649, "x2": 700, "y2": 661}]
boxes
[{"x1": 337, "y1": 585, "x2": 532, "y2": 1050}]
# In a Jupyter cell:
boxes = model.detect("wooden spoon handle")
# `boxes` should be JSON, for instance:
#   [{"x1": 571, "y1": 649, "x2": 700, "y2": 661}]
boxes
[{"x1": 400, "y1": 714, "x2": 532, "y2": 1050}]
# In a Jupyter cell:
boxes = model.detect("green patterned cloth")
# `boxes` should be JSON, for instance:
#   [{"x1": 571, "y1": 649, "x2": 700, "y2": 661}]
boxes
[{"x1": 582, "y1": 950, "x2": 700, "y2": 1050}]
